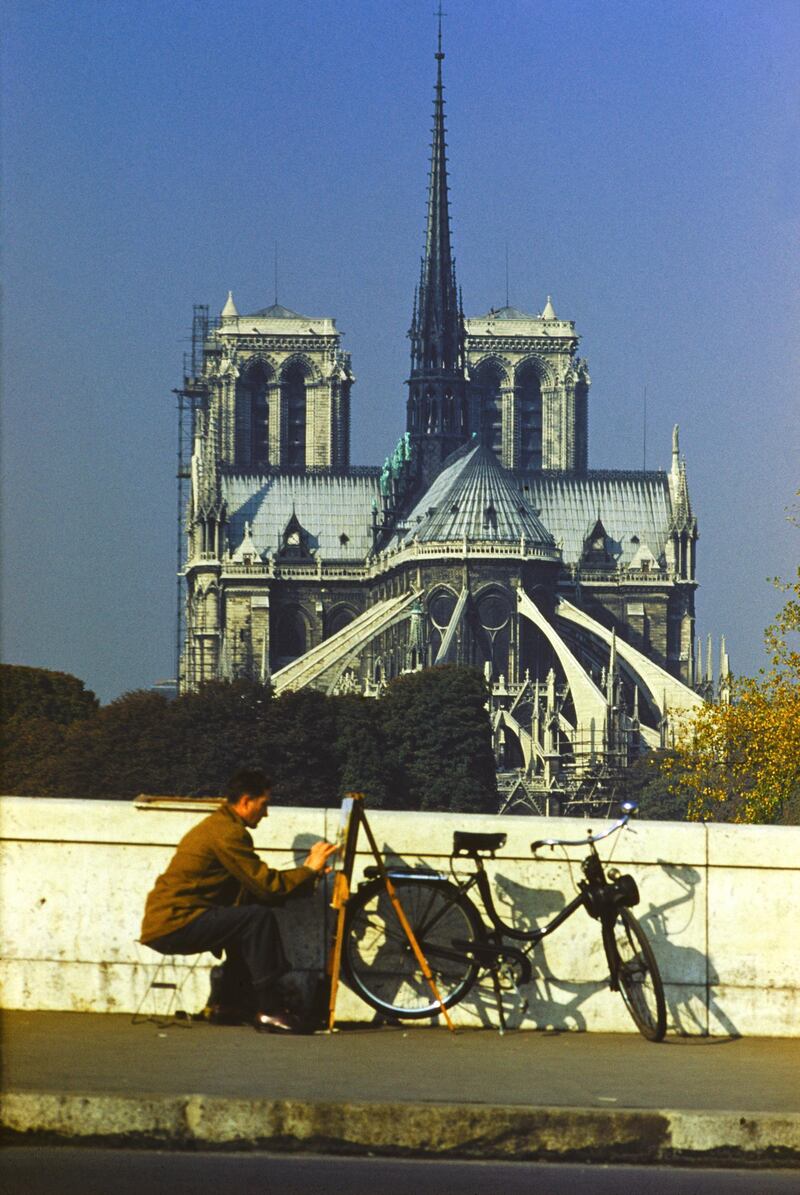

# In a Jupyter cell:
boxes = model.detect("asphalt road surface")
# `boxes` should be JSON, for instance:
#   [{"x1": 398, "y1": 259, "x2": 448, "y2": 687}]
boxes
[{"x1": 2, "y1": 1149, "x2": 798, "y2": 1194}]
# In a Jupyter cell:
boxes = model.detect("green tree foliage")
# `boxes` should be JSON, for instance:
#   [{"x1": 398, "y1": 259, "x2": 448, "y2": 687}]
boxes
[
  {"x1": 168, "y1": 680, "x2": 274, "y2": 797},
  {"x1": 267, "y1": 688, "x2": 341, "y2": 807},
  {"x1": 379, "y1": 666, "x2": 497, "y2": 813},
  {"x1": 335, "y1": 694, "x2": 396, "y2": 808},
  {"x1": 0, "y1": 665, "x2": 98, "y2": 796},
  {"x1": 60, "y1": 691, "x2": 177, "y2": 800},
  {"x1": 619, "y1": 751, "x2": 691, "y2": 822},
  {"x1": 1, "y1": 666, "x2": 498, "y2": 811},
  {"x1": 0, "y1": 664, "x2": 97, "y2": 724}
]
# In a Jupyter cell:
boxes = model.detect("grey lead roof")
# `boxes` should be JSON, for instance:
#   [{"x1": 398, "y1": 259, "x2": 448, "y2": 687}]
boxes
[
  {"x1": 398, "y1": 445, "x2": 557, "y2": 548},
  {"x1": 516, "y1": 471, "x2": 674, "y2": 567},
  {"x1": 251, "y1": 303, "x2": 305, "y2": 319},
  {"x1": 222, "y1": 457, "x2": 674, "y2": 569},
  {"x1": 473, "y1": 305, "x2": 537, "y2": 320},
  {"x1": 223, "y1": 473, "x2": 380, "y2": 560}
]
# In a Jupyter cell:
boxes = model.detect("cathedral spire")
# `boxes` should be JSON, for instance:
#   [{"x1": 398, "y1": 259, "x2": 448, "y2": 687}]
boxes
[
  {"x1": 417, "y1": 16, "x2": 458, "y2": 371},
  {"x1": 407, "y1": 10, "x2": 468, "y2": 484}
]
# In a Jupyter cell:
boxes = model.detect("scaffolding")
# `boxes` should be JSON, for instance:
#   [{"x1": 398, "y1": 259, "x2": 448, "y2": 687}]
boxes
[
  {"x1": 491, "y1": 674, "x2": 638, "y2": 819},
  {"x1": 172, "y1": 304, "x2": 213, "y2": 692}
]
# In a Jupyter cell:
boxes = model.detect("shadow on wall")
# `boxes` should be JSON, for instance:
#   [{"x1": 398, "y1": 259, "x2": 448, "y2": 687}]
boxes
[
  {"x1": 294, "y1": 835, "x2": 741, "y2": 1038},
  {"x1": 640, "y1": 862, "x2": 740, "y2": 1039}
]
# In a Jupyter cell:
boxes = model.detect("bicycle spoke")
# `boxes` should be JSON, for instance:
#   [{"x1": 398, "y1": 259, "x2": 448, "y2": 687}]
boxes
[{"x1": 344, "y1": 878, "x2": 482, "y2": 1018}]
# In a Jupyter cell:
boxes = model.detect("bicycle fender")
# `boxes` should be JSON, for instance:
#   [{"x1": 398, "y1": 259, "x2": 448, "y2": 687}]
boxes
[{"x1": 360, "y1": 867, "x2": 450, "y2": 884}]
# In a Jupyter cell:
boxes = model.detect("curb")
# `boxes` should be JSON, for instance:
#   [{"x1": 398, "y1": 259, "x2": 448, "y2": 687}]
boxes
[{"x1": 3, "y1": 1092, "x2": 800, "y2": 1166}]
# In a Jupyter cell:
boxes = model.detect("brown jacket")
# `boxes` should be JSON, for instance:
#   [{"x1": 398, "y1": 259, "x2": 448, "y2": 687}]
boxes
[{"x1": 140, "y1": 804, "x2": 315, "y2": 943}]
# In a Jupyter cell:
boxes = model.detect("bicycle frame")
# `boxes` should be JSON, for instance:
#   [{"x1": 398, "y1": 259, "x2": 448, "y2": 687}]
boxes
[
  {"x1": 451, "y1": 807, "x2": 639, "y2": 946},
  {"x1": 348, "y1": 802, "x2": 665, "y2": 1038}
]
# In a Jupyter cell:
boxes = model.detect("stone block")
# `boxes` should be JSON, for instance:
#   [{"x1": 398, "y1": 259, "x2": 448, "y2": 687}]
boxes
[
  {"x1": 707, "y1": 821, "x2": 800, "y2": 868},
  {"x1": 707, "y1": 865, "x2": 800, "y2": 989}
]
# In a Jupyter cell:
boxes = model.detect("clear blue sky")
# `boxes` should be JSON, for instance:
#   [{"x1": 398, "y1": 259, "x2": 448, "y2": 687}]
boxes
[{"x1": 2, "y1": 0, "x2": 798, "y2": 703}]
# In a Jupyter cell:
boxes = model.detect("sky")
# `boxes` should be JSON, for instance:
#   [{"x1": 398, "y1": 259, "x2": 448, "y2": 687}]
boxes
[{"x1": 2, "y1": 0, "x2": 798, "y2": 704}]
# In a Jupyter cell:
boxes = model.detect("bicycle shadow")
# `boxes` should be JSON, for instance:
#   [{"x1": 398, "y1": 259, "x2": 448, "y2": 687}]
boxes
[
  {"x1": 637, "y1": 862, "x2": 740, "y2": 1040},
  {"x1": 293, "y1": 838, "x2": 741, "y2": 1038},
  {"x1": 339, "y1": 847, "x2": 606, "y2": 1032},
  {"x1": 477, "y1": 873, "x2": 606, "y2": 1032}
]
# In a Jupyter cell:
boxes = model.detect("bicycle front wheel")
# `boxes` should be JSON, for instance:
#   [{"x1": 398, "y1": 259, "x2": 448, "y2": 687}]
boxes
[
  {"x1": 343, "y1": 877, "x2": 483, "y2": 1019},
  {"x1": 603, "y1": 908, "x2": 666, "y2": 1041}
]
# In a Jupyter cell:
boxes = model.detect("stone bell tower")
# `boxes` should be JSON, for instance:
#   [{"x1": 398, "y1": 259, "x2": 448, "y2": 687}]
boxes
[{"x1": 203, "y1": 297, "x2": 353, "y2": 471}]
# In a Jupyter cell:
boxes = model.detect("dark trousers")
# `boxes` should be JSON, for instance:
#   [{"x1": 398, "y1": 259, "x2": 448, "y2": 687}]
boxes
[{"x1": 145, "y1": 905, "x2": 289, "y2": 1014}]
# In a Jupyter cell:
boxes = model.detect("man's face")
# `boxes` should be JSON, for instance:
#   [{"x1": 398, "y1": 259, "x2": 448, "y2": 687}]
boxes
[{"x1": 240, "y1": 789, "x2": 271, "y2": 827}]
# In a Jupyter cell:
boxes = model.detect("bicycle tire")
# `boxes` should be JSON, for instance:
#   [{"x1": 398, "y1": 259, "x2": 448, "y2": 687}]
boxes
[
  {"x1": 343, "y1": 877, "x2": 483, "y2": 1019},
  {"x1": 603, "y1": 908, "x2": 666, "y2": 1041}
]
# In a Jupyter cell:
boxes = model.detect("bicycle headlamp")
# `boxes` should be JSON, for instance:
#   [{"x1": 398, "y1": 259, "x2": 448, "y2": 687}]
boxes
[{"x1": 610, "y1": 873, "x2": 640, "y2": 908}]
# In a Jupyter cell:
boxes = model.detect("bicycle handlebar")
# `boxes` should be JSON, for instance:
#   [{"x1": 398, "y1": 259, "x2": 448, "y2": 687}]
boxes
[{"x1": 530, "y1": 801, "x2": 637, "y2": 854}]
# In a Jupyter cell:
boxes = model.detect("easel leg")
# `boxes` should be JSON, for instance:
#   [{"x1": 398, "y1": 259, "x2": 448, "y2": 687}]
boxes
[
  {"x1": 325, "y1": 795, "x2": 457, "y2": 1034},
  {"x1": 327, "y1": 903, "x2": 347, "y2": 1031},
  {"x1": 359, "y1": 812, "x2": 457, "y2": 1034}
]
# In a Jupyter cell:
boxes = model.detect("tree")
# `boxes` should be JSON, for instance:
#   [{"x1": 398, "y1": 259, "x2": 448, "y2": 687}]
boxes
[
  {"x1": 168, "y1": 679, "x2": 274, "y2": 797},
  {"x1": 378, "y1": 666, "x2": 497, "y2": 813},
  {"x1": 0, "y1": 664, "x2": 500, "y2": 813},
  {"x1": 267, "y1": 688, "x2": 341, "y2": 806},
  {"x1": 334, "y1": 693, "x2": 397, "y2": 808},
  {"x1": 0, "y1": 665, "x2": 98, "y2": 796},
  {"x1": 665, "y1": 512, "x2": 800, "y2": 825},
  {"x1": 619, "y1": 750, "x2": 691, "y2": 822},
  {"x1": 0, "y1": 664, "x2": 97, "y2": 724}
]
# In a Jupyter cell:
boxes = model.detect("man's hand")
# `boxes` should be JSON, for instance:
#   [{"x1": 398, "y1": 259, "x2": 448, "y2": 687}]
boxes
[{"x1": 303, "y1": 840, "x2": 339, "y2": 873}]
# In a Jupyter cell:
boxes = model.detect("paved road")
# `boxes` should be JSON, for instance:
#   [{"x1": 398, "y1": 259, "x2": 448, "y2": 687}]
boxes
[{"x1": 2, "y1": 1149, "x2": 799, "y2": 1195}]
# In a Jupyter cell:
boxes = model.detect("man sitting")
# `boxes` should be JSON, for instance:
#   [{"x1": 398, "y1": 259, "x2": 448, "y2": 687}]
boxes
[{"x1": 140, "y1": 767, "x2": 337, "y2": 1033}]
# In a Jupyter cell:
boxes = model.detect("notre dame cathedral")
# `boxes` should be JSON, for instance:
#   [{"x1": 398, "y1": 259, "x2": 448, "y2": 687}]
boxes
[{"x1": 178, "y1": 32, "x2": 713, "y2": 808}]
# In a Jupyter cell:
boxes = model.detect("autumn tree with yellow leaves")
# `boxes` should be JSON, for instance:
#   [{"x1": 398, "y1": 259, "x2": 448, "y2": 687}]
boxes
[{"x1": 665, "y1": 506, "x2": 800, "y2": 825}]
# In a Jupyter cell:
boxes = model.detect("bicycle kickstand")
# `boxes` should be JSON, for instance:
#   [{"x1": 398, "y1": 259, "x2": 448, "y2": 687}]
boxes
[{"x1": 490, "y1": 966, "x2": 507, "y2": 1035}]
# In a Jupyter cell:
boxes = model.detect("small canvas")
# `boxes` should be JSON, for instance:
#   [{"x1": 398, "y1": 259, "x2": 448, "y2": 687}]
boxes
[{"x1": 329, "y1": 792, "x2": 363, "y2": 911}]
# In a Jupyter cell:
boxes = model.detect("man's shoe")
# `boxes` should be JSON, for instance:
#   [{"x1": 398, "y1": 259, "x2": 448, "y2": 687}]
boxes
[{"x1": 254, "y1": 1010, "x2": 301, "y2": 1034}]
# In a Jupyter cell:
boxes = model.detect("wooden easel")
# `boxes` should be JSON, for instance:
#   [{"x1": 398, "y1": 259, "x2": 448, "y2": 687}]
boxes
[{"x1": 326, "y1": 793, "x2": 455, "y2": 1033}]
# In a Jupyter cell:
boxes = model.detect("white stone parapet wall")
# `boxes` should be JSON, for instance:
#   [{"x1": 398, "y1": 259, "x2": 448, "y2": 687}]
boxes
[{"x1": 1, "y1": 796, "x2": 797, "y2": 1036}]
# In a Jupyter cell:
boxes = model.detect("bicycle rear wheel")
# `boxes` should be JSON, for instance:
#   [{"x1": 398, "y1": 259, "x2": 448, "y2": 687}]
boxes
[
  {"x1": 343, "y1": 877, "x2": 482, "y2": 1019},
  {"x1": 603, "y1": 908, "x2": 666, "y2": 1041}
]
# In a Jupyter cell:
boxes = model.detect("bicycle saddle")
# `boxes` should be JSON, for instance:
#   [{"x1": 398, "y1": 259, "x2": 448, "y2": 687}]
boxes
[{"x1": 452, "y1": 831, "x2": 507, "y2": 855}]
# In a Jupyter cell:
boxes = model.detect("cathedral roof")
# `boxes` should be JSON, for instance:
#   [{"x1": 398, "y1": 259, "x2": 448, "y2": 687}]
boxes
[
  {"x1": 477, "y1": 305, "x2": 537, "y2": 320},
  {"x1": 251, "y1": 303, "x2": 305, "y2": 319},
  {"x1": 222, "y1": 472, "x2": 381, "y2": 561},
  {"x1": 517, "y1": 471, "x2": 675, "y2": 568},
  {"x1": 401, "y1": 444, "x2": 557, "y2": 548}
]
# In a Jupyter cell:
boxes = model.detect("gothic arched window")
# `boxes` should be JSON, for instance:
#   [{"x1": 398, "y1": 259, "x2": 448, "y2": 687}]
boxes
[
  {"x1": 235, "y1": 361, "x2": 271, "y2": 469},
  {"x1": 516, "y1": 362, "x2": 543, "y2": 470},
  {"x1": 283, "y1": 362, "x2": 307, "y2": 466},
  {"x1": 275, "y1": 605, "x2": 308, "y2": 662},
  {"x1": 472, "y1": 360, "x2": 505, "y2": 459},
  {"x1": 326, "y1": 604, "x2": 357, "y2": 638}
]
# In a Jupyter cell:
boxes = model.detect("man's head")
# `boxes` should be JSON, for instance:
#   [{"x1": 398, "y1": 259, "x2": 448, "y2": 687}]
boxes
[{"x1": 226, "y1": 768, "x2": 273, "y2": 828}]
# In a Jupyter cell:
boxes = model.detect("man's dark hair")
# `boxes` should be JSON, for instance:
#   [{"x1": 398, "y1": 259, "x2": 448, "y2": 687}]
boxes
[{"x1": 226, "y1": 768, "x2": 273, "y2": 804}]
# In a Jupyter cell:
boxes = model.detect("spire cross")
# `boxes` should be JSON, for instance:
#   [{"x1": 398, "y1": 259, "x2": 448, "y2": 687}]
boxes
[{"x1": 435, "y1": 3, "x2": 446, "y2": 59}]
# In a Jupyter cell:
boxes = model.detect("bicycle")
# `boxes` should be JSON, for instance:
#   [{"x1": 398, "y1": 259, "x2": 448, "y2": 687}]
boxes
[{"x1": 343, "y1": 801, "x2": 667, "y2": 1041}]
